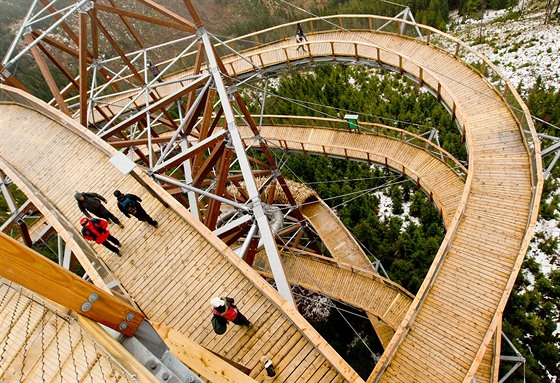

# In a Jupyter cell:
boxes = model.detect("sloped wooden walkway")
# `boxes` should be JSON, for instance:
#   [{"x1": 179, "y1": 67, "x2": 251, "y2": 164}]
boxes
[
  {"x1": 2, "y1": 17, "x2": 542, "y2": 383},
  {"x1": 243, "y1": 123, "x2": 466, "y2": 229},
  {"x1": 218, "y1": 27, "x2": 540, "y2": 382},
  {"x1": 0, "y1": 87, "x2": 360, "y2": 383},
  {"x1": 220, "y1": 25, "x2": 540, "y2": 382},
  {"x1": 254, "y1": 250, "x2": 413, "y2": 331}
]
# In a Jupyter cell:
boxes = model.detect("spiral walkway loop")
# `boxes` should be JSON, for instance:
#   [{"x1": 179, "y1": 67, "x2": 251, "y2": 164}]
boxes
[
  {"x1": 218, "y1": 19, "x2": 541, "y2": 382},
  {"x1": 1, "y1": 15, "x2": 543, "y2": 383}
]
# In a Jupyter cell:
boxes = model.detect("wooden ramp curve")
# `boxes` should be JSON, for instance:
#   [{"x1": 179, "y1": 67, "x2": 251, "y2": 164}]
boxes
[
  {"x1": 250, "y1": 123, "x2": 497, "y2": 381},
  {"x1": 303, "y1": 197, "x2": 371, "y2": 266},
  {"x1": 3, "y1": 17, "x2": 542, "y2": 382},
  {"x1": 243, "y1": 124, "x2": 465, "y2": 229},
  {"x1": 253, "y1": 250, "x2": 413, "y2": 331},
  {"x1": 0, "y1": 87, "x2": 362, "y2": 383},
  {"x1": 224, "y1": 27, "x2": 542, "y2": 382}
]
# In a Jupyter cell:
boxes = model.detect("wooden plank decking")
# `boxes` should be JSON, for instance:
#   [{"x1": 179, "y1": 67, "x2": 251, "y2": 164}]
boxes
[
  {"x1": 244, "y1": 125, "x2": 465, "y2": 229},
  {"x1": 1, "y1": 24, "x2": 541, "y2": 383},
  {"x1": 0, "y1": 91, "x2": 361, "y2": 383},
  {"x1": 253, "y1": 250, "x2": 413, "y2": 331},
  {"x1": 217, "y1": 31, "x2": 540, "y2": 382},
  {"x1": 0, "y1": 278, "x2": 158, "y2": 383}
]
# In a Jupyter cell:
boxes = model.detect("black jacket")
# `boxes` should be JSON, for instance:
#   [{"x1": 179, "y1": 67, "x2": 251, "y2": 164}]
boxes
[{"x1": 78, "y1": 192, "x2": 110, "y2": 218}]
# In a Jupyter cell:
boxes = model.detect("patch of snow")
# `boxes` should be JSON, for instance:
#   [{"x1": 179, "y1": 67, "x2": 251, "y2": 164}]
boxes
[
  {"x1": 449, "y1": 4, "x2": 560, "y2": 92},
  {"x1": 267, "y1": 77, "x2": 280, "y2": 90},
  {"x1": 528, "y1": 186, "x2": 560, "y2": 275},
  {"x1": 373, "y1": 189, "x2": 420, "y2": 230},
  {"x1": 299, "y1": 293, "x2": 332, "y2": 321},
  {"x1": 528, "y1": 218, "x2": 559, "y2": 274}
]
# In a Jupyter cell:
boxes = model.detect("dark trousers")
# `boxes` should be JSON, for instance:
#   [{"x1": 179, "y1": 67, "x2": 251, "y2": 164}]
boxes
[
  {"x1": 134, "y1": 206, "x2": 157, "y2": 227},
  {"x1": 101, "y1": 235, "x2": 121, "y2": 254},
  {"x1": 99, "y1": 211, "x2": 122, "y2": 226},
  {"x1": 232, "y1": 311, "x2": 251, "y2": 326}
]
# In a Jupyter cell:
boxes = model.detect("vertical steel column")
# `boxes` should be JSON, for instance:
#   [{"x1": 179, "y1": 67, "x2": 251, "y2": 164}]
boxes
[
  {"x1": 0, "y1": 171, "x2": 32, "y2": 246},
  {"x1": 180, "y1": 140, "x2": 200, "y2": 220},
  {"x1": 200, "y1": 31, "x2": 295, "y2": 307},
  {"x1": 78, "y1": 4, "x2": 89, "y2": 127}
]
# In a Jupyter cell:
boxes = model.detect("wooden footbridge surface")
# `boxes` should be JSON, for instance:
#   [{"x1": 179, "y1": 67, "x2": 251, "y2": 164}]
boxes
[
  {"x1": 0, "y1": 89, "x2": 361, "y2": 383},
  {"x1": 222, "y1": 21, "x2": 542, "y2": 382},
  {"x1": 1, "y1": 16, "x2": 542, "y2": 383}
]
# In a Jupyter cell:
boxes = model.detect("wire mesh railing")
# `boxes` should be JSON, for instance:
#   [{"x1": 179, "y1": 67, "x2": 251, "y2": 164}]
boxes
[{"x1": 0, "y1": 279, "x2": 139, "y2": 383}]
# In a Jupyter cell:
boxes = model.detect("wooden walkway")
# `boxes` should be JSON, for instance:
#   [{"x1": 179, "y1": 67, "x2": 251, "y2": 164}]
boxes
[
  {"x1": 220, "y1": 29, "x2": 540, "y2": 383},
  {"x1": 243, "y1": 124, "x2": 465, "y2": 229},
  {"x1": 251, "y1": 123, "x2": 496, "y2": 381},
  {"x1": 0, "y1": 88, "x2": 360, "y2": 383},
  {"x1": 1, "y1": 19, "x2": 541, "y2": 383},
  {"x1": 253, "y1": 250, "x2": 413, "y2": 331}
]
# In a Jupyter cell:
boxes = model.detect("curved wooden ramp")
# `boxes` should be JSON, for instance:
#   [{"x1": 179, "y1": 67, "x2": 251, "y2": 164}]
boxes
[
  {"x1": 254, "y1": 250, "x2": 413, "y2": 331},
  {"x1": 302, "y1": 197, "x2": 371, "y2": 266},
  {"x1": 245, "y1": 123, "x2": 465, "y2": 229},
  {"x1": 225, "y1": 27, "x2": 542, "y2": 382},
  {"x1": 250, "y1": 120, "x2": 499, "y2": 381},
  {"x1": 3, "y1": 16, "x2": 542, "y2": 382},
  {"x1": 0, "y1": 87, "x2": 362, "y2": 383},
  {"x1": 248, "y1": 121, "x2": 467, "y2": 349}
]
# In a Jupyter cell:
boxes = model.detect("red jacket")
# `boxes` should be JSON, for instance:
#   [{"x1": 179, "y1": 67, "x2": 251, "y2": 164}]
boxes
[
  {"x1": 81, "y1": 218, "x2": 110, "y2": 244},
  {"x1": 212, "y1": 306, "x2": 238, "y2": 322}
]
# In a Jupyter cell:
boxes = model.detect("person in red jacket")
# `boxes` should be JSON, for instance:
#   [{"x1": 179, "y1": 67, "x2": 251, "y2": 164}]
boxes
[
  {"x1": 210, "y1": 296, "x2": 251, "y2": 327},
  {"x1": 80, "y1": 217, "x2": 122, "y2": 256}
]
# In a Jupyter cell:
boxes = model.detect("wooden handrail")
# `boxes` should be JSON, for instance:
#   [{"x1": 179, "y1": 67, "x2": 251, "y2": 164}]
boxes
[{"x1": 0, "y1": 233, "x2": 144, "y2": 337}]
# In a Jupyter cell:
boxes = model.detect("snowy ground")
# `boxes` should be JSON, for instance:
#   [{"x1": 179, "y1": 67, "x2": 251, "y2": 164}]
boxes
[
  {"x1": 448, "y1": 1, "x2": 559, "y2": 279},
  {"x1": 373, "y1": 190, "x2": 420, "y2": 230},
  {"x1": 528, "y1": 185, "x2": 560, "y2": 276},
  {"x1": 448, "y1": 1, "x2": 560, "y2": 92}
]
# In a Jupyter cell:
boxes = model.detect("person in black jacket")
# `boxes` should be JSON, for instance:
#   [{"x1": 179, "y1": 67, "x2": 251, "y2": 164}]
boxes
[
  {"x1": 74, "y1": 192, "x2": 124, "y2": 228},
  {"x1": 295, "y1": 22, "x2": 308, "y2": 52},
  {"x1": 114, "y1": 190, "x2": 158, "y2": 228}
]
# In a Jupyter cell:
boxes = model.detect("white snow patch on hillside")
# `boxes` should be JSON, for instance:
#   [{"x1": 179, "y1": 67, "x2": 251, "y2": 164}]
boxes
[
  {"x1": 528, "y1": 185, "x2": 560, "y2": 274},
  {"x1": 529, "y1": 219, "x2": 559, "y2": 274},
  {"x1": 449, "y1": 4, "x2": 560, "y2": 92}
]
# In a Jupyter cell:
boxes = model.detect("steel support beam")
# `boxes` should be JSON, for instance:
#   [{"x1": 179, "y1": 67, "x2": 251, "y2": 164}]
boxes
[{"x1": 200, "y1": 31, "x2": 295, "y2": 306}]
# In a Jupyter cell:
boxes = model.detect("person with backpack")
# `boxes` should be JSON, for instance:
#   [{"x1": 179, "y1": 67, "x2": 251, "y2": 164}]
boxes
[
  {"x1": 114, "y1": 190, "x2": 158, "y2": 228},
  {"x1": 80, "y1": 217, "x2": 122, "y2": 256},
  {"x1": 210, "y1": 296, "x2": 251, "y2": 335},
  {"x1": 74, "y1": 192, "x2": 124, "y2": 228}
]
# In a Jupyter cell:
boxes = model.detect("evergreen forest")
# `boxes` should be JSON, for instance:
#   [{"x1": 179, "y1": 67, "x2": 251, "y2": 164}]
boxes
[{"x1": 0, "y1": 0, "x2": 558, "y2": 382}]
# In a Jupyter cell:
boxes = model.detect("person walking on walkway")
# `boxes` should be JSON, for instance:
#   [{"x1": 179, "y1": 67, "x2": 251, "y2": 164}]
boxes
[
  {"x1": 80, "y1": 217, "x2": 122, "y2": 256},
  {"x1": 296, "y1": 23, "x2": 307, "y2": 42},
  {"x1": 210, "y1": 296, "x2": 251, "y2": 328},
  {"x1": 114, "y1": 190, "x2": 158, "y2": 228},
  {"x1": 148, "y1": 61, "x2": 163, "y2": 83},
  {"x1": 295, "y1": 22, "x2": 308, "y2": 52},
  {"x1": 75, "y1": 192, "x2": 124, "y2": 228}
]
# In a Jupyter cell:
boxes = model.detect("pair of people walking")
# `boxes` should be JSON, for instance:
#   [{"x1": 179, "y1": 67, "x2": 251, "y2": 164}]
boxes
[
  {"x1": 76, "y1": 190, "x2": 158, "y2": 256},
  {"x1": 295, "y1": 22, "x2": 308, "y2": 52}
]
